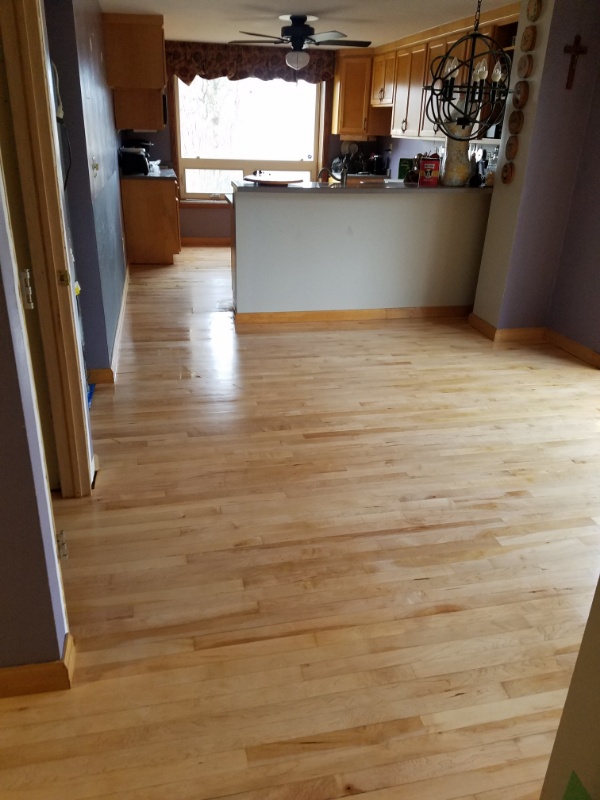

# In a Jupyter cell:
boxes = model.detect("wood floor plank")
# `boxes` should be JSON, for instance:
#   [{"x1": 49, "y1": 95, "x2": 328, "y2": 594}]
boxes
[{"x1": 2, "y1": 249, "x2": 600, "y2": 799}]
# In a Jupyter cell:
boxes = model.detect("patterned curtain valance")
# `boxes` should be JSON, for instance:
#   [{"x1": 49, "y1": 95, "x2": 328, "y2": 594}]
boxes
[{"x1": 165, "y1": 41, "x2": 336, "y2": 85}]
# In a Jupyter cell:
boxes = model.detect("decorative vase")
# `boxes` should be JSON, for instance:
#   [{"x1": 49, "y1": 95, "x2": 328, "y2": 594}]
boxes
[{"x1": 441, "y1": 123, "x2": 473, "y2": 187}]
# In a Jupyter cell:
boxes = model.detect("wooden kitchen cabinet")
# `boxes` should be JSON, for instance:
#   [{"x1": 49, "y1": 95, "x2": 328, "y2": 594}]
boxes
[
  {"x1": 102, "y1": 14, "x2": 166, "y2": 89},
  {"x1": 391, "y1": 44, "x2": 426, "y2": 137},
  {"x1": 112, "y1": 89, "x2": 165, "y2": 131},
  {"x1": 103, "y1": 14, "x2": 167, "y2": 130},
  {"x1": 370, "y1": 52, "x2": 395, "y2": 106},
  {"x1": 332, "y1": 55, "x2": 391, "y2": 139},
  {"x1": 420, "y1": 35, "x2": 468, "y2": 139},
  {"x1": 120, "y1": 177, "x2": 181, "y2": 265}
]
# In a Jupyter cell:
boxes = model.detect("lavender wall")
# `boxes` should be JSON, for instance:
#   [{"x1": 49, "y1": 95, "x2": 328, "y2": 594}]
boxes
[
  {"x1": 497, "y1": 0, "x2": 600, "y2": 332},
  {"x1": 547, "y1": 60, "x2": 600, "y2": 349}
]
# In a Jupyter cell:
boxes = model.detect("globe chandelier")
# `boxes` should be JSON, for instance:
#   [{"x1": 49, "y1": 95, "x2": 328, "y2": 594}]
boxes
[{"x1": 423, "y1": 0, "x2": 512, "y2": 141}]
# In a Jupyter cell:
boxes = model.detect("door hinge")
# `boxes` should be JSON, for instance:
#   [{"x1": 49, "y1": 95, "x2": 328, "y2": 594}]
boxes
[
  {"x1": 57, "y1": 270, "x2": 70, "y2": 287},
  {"x1": 55, "y1": 529, "x2": 69, "y2": 560},
  {"x1": 19, "y1": 269, "x2": 35, "y2": 309}
]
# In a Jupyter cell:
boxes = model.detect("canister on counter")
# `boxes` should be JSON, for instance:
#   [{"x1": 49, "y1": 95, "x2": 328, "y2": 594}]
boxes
[{"x1": 418, "y1": 153, "x2": 440, "y2": 187}]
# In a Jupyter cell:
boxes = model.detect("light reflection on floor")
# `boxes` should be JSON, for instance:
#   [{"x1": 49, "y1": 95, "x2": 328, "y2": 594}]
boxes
[{"x1": 206, "y1": 311, "x2": 238, "y2": 383}]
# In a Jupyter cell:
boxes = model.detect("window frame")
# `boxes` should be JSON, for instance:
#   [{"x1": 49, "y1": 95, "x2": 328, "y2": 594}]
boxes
[{"x1": 174, "y1": 76, "x2": 323, "y2": 199}]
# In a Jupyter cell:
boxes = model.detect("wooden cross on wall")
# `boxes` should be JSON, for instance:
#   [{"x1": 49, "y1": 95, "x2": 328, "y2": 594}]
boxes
[{"x1": 564, "y1": 35, "x2": 588, "y2": 89}]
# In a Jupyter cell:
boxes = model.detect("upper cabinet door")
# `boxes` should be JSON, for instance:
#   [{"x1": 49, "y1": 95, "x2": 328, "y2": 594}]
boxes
[
  {"x1": 391, "y1": 50, "x2": 411, "y2": 136},
  {"x1": 371, "y1": 52, "x2": 395, "y2": 106},
  {"x1": 404, "y1": 44, "x2": 427, "y2": 137},
  {"x1": 420, "y1": 38, "x2": 446, "y2": 139},
  {"x1": 392, "y1": 44, "x2": 426, "y2": 137},
  {"x1": 333, "y1": 56, "x2": 372, "y2": 137},
  {"x1": 102, "y1": 14, "x2": 166, "y2": 90}
]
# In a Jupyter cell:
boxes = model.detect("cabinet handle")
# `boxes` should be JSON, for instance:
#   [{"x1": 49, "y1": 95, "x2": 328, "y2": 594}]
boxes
[
  {"x1": 379, "y1": 87, "x2": 384, "y2": 100},
  {"x1": 364, "y1": 117, "x2": 367, "y2": 129},
  {"x1": 401, "y1": 119, "x2": 407, "y2": 132},
  {"x1": 433, "y1": 123, "x2": 439, "y2": 133}
]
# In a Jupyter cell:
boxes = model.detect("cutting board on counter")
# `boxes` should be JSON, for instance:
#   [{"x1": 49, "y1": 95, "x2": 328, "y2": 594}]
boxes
[{"x1": 243, "y1": 172, "x2": 304, "y2": 186}]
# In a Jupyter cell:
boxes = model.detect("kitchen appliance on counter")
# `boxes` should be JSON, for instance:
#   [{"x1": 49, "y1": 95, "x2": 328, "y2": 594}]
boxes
[{"x1": 119, "y1": 147, "x2": 150, "y2": 175}]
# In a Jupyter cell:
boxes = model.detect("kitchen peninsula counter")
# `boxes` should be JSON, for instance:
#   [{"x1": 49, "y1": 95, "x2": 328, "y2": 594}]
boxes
[{"x1": 232, "y1": 179, "x2": 492, "y2": 321}]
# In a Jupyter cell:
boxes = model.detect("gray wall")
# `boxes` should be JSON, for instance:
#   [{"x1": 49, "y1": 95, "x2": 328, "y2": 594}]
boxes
[{"x1": 44, "y1": 0, "x2": 126, "y2": 369}]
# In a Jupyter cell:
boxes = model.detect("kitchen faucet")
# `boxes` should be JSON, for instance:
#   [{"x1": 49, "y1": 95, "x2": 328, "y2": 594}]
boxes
[{"x1": 317, "y1": 162, "x2": 348, "y2": 187}]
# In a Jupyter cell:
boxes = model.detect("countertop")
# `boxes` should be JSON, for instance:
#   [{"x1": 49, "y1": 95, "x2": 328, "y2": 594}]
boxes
[
  {"x1": 232, "y1": 179, "x2": 491, "y2": 194},
  {"x1": 120, "y1": 167, "x2": 177, "y2": 181}
]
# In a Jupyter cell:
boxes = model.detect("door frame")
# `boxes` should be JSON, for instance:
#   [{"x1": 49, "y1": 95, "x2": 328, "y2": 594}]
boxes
[{"x1": 0, "y1": 0, "x2": 93, "y2": 497}]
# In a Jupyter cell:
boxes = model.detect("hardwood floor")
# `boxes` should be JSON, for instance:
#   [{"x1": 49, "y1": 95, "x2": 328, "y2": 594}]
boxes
[{"x1": 2, "y1": 247, "x2": 600, "y2": 799}]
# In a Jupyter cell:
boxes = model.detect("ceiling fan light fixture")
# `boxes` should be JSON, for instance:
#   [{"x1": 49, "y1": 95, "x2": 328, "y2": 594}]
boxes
[{"x1": 285, "y1": 50, "x2": 310, "y2": 70}]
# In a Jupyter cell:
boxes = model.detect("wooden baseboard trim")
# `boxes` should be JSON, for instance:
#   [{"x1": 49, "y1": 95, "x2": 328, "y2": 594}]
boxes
[
  {"x1": 545, "y1": 329, "x2": 600, "y2": 369},
  {"x1": 181, "y1": 237, "x2": 231, "y2": 247},
  {"x1": 468, "y1": 313, "x2": 497, "y2": 340},
  {"x1": 0, "y1": 633, "x2": 75, "y2": 698},
  {"x1": 86, "y1": 268, "x2": 130, "y2": 386},
  {"x1": 469, "y1": 315, "x2": 546, "y2": 344},
  {"x1": 87, "y1": 367, "x2": 115, "y2": 385},
  {"x1": 235, "y1": 306, "x2": 472, "y2": 324},
  {"x1": 469, "y1": 315, "x2": 600, "y2": 369},
  {"x1": 495, "y1": 326, "x2": 546, "y2": 343}
]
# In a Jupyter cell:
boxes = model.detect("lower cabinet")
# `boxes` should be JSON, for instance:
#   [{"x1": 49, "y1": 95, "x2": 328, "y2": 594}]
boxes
[{"x1": 120, "y1": 177, "x2": 181, "y2": 265}]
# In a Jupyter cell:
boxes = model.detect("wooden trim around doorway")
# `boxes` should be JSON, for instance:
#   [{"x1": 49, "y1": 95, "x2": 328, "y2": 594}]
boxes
[
  {"x1": 0, "y1": 634, "x2": 75, "y2": 698},
  {"x1": 1, "y1": 0, "x2": 92, "y2": 497}
]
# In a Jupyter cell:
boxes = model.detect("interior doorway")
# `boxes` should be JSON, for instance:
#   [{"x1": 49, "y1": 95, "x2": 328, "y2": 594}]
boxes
[{"x1": 0, "y1": 0, "x2": 94, "y2": 498}]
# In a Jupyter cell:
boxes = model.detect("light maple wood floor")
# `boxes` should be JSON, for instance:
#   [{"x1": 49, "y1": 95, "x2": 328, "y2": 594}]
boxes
[{"x1": 2, "y1": 247, "x2": 600, "y2": 800}]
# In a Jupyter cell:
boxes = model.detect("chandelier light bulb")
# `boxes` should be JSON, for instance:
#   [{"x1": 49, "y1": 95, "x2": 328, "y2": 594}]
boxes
[{"x1": 491, "y1": 60, "x2": 504, "y2": 83}]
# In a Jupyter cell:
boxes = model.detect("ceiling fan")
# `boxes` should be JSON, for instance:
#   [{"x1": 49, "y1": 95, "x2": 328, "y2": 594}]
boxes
[{"x1": 229, "y1": 14, "x2": 371, "y2": 70}]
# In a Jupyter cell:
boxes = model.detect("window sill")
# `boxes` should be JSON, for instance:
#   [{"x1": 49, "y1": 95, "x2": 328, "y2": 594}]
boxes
[{"x1": 180, "y1": 199, "x2": 230, "y2": 209}]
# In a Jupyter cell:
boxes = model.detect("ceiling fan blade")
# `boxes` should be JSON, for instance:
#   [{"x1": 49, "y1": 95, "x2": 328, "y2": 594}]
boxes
[
  {"x1": 317, "y1": 39, "x2": 371, "y2": 47},
  {"x1": 238, "y1": 30, "x2": 286, "y2": 41},
  {"x1": 229, "y1": 38, "x2": 285, "y2": 45},
  {"x1": 309, "y1": 30, "x2": 346, "y2": 43}
]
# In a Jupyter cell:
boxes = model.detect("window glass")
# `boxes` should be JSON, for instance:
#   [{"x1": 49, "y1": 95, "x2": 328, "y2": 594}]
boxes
[{"x1": 178, "y1": 76, "x2": 317, "y2": 163}]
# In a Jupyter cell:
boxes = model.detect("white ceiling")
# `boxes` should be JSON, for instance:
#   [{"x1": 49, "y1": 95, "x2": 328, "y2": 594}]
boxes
[{"x1": 98, "y1": 0, "x2": 514, "y2": 48}]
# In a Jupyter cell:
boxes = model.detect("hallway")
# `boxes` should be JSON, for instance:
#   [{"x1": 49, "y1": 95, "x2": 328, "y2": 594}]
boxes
[{"x1": 2, "y1": 247, "x2": 600, "y2": 799}]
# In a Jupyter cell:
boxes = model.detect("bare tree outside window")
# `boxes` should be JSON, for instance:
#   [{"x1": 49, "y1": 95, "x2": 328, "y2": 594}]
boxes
[{"x1": 177, "y1": 76, "x2": 319, "y2": 196}]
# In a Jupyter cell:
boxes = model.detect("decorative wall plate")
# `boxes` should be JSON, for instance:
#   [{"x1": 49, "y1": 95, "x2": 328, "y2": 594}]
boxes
[
  {"x1": 521, "y1": 25, "x2": 537, "y2": 52},
  {"x1": 513, "y1": 80, "x2": 530, "y2": 109},
  {"x1": 508, "y1": 110, "x2": 524, "y2": 134},
  {"x1": 505, "y1": 135, "x2": 519, "y2": 161},
  {"x1": 501, "y1": 162, "x2": 515, "y2": 184},
  {"x1": 517, "y1": 54, "x2": 534, "y2": 79},
  {"x1": 527, "y1": 0, "x2": 542, "y2": 22}
]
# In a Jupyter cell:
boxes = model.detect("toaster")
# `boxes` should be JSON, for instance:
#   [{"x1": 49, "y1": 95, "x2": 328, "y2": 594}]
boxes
[{"x1": 119, "y1": 147, "x2": 150, "y2": 176}]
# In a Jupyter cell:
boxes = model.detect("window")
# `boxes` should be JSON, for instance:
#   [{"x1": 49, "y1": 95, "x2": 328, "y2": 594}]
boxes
[{"x1": 176, "y1": 76, "x2": 321, "y2": 198}]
